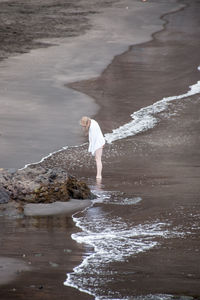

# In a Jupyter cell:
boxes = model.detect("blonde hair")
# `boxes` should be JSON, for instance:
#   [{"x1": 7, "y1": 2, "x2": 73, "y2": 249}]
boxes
[{"x1": 80, "y1": 116, "x2": 91, "y2": 134}]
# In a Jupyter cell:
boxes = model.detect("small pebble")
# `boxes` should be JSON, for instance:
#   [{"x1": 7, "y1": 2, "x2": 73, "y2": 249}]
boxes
[
  {"x1": 35, "y1": 253, "x2": 42, "y2": 257},
  {"x1": 38, "y1": 285, "x2": 43, "y2": 289},
  {"x1": 49, "y1": 261, "x2": 59, "y2": 268},
  {"x1": 64, "y1": 249, "x2": 72, "y2": 253}
]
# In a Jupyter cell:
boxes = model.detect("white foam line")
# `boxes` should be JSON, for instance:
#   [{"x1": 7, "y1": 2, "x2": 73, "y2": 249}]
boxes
[
  {"x1": 63, "y1": 192, "x2": 183, "y2": 298},
  {"x1": 20, "y1": 67, "x2": 200, "y2": 170},
  {"x1": 19, "y1": 142, "x2": 88, "y2": 170},
  {"x1": 19, "y1": 146, "x2": 68, "y2": 170},
  {"x1": 95, "y1": 295, "x2": 174, "y2": 300},
  {"x1": 64, "y1": 219, "x2": 181, "y2": 298},
  {"x1": 105, "y1": 69, "x2": 200, "y2": 144}
]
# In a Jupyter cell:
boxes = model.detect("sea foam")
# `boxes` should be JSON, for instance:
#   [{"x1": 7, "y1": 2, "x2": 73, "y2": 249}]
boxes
[
  {"x1": 105, "y1": 72, "x2": 200, "y2": 144},
  {"x1": 21, "y1": 67, "x2": 200, "y2": 170},
  {"x1": 64, "y1": 192, "x2": 182, "y2": 299}
]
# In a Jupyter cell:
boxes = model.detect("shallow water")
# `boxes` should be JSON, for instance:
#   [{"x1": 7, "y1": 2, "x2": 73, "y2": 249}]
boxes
[
  {"x1": 0, "y1": 1, "x2": 200, "y2": 299},
  {"x1": 0, "y1": 0, "x2": 180, "y2": 169},
  {"x1": 64, "y1": 188, "x2": 197, "y2": 299},
  {"x1": 0, "y1": 213, "x2": 93, "y2": 299},
  {"x1": 105, "y1": 74, "x2": 200, "y2": 144},
  {"x1": 61, "y1": 85, "x2": 200, "y2": 298}
]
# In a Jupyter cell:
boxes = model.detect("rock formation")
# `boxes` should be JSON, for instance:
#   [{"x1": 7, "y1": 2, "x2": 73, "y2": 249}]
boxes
[{"x1": 0, "y1": 166, "x2": 94, "y2": 205}]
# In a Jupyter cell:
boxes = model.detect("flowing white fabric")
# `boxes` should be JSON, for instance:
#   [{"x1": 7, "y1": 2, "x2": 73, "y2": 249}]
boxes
[{"x1": 88, "y1": 119, "x2": 105, "y2": 155}]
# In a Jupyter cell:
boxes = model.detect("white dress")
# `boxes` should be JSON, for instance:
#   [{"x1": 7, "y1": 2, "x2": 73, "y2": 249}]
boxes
[{"x1": 88, "y1": 119, "x2": 105, "y2": 155}]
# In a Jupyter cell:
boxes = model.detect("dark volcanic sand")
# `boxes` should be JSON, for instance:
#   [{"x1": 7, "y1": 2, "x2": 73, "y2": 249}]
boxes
[
  {"x1": 0, "y1": 0, "x2": 200, "y2": 299},
  {"x1": 0, "y1": 215, "x2": 93, "y2": 300},
  {"x1": 68, "y1": 1, "x2": 200, "y2": 134},
  {"x1": 0, "y1": 0, "x2": 119, "y2": 62},
  {"x1": 40, "y1": 1, "x2": 200, "y2": 297}
]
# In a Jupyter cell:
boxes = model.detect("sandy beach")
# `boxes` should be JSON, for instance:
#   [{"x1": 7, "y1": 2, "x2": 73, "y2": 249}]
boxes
[
  {"x1": 0, "y1": 0, "x2": 200, "y2": 299},
  {"x1": 0, "y1": 0, "x2": 181, "y2": 169}
]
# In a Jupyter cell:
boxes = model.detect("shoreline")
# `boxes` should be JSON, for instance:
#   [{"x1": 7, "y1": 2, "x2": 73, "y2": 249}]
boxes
[
  {"x1": 0, "y1": 0, "x2": 200, "y2": 299},
  {"x1": 69, "y1": 1, "x2": 200, "y2": 135},
  {"x1": 0, "y1": 0, "x2": 182, "y2": 169},
  {"x1": 19, "y1": 0, "x2": 200, "y2": 174},
  {"x1": 0, "y1": 198, "x2": 92, "y2": 289},
  {"x1": 36, "y1": 1, "x2": 200, "y2": 296},
  {"x1": 24, "y1": 199, "x2": 92, "y2": 217},
  {"x1": 17, "y1": 2, "x2": 193, "y2": 171}
]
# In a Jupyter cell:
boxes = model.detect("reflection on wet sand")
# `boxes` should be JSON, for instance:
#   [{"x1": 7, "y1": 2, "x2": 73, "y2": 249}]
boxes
[{"x1": 95, "y1": 177, "x2": 103, "y2": 191}]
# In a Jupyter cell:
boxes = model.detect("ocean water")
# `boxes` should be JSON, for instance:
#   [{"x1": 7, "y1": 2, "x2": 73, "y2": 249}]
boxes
[
  {"x1": 0, "y1": 0, "x2": 180, "y2": 169},
  {"x1": 104, "y1": 73, "x2": 200, "y2": 144},
  {"x1": 23, "y1": 65, "x2": 200, "y2": 169},
  {"x1": 62, "y1": 66, "x2": 200, "y2": 299},
  {"x1": 64, "y1": 190, "x2": 184, "y2": 299},
  {"x1": 0, "y1": 1, "x2": 199, "y2": 298},
  {"x1": 63, "y1": 174, "x2": 200, "y2": 299}
]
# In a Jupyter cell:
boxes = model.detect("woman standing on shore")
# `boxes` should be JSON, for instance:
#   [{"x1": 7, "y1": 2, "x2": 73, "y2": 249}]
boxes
[{"x1": 80, "y1": 116, "x2": 105, "y2": 180}]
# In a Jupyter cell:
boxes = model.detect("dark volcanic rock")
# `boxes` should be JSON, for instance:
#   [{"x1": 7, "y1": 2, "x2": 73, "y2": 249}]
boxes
[
  {"x1": 0, "y1": 186, "x2": 10, "y2": 204},
  {"x1": 67, "y1": 176, "x2": 94, "y2": 199},
  {"x1": 0, "y1": 166, "x2": 94, "y2": 204}
]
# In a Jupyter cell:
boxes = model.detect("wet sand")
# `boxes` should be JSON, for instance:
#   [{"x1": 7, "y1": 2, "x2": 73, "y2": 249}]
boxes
[
  {"x1": 0, "y1": 0, "x2": 200, "y2": 299},
  {"x1": 38, "y1": 1, "x2": 200, "y2": 297},
  {"x1": 0, "y1": 214, "x2": 94, "y2": 300},
  {"x1": 24, "y1": 199, "x2": 92, "y2": 217},
  {"x1": 0, "y1": 0, "x2": 181, "y2": 169}
]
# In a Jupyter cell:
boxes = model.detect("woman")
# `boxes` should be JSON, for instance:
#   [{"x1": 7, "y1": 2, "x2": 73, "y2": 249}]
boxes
[{"x1": 80, "y1": 116, "x2": 105, "y2": 179}]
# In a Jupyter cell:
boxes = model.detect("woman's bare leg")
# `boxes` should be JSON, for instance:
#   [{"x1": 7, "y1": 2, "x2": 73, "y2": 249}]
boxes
[{"x1": 95, "y1": 147, "x2": 103, "y2": 179}]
